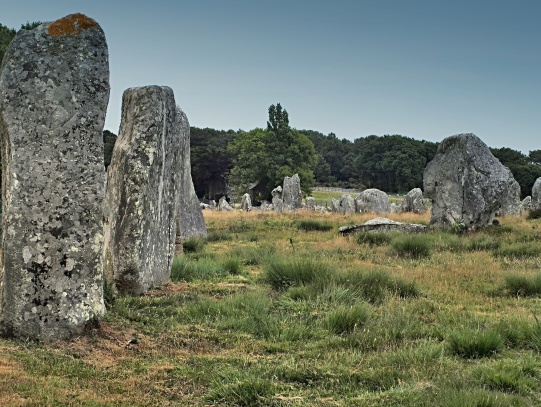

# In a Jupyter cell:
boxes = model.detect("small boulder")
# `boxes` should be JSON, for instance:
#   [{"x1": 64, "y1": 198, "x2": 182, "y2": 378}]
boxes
[
  {"x1": 400, "y1": 188, "x2": 427, "y2": 214},
  {"x1": 355, "y1": 189, "x2": 391, "y2": 213}
]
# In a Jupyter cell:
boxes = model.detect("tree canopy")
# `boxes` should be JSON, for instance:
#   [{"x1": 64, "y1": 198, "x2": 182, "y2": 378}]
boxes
[{"x1": 228, "y1": 104, "x2": 317, "y2": 200}]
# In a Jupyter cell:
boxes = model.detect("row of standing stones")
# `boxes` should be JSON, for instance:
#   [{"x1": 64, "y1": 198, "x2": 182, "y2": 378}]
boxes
[
  {"x1": 0, "y1": 14, "x2": 539, "y2": 342},
  {"x1": 0, "y1": 14, "x2": 206, "y2": 342}
]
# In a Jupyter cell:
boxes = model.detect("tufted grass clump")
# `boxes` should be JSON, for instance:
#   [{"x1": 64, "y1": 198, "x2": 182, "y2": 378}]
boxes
[
  {"x1": 468, "y1": 236, "x2": 501, "y2": 251},
  {"x1": 324, "y1": 303, "x2": 370, "y2": 335},
  {"x1": 335, "y1": 269, "x2": 419, "y2": 303},
  {"x1": 503, "y1": 273, "x2": 541, "y2": 296},
  {"x1": 262, "y1": 257, "x2": 334, "y2": 291},
  {"x1": 170, "y1": 256, "x2": 240, "y2": 282},
  {"x1": 206, "y1": 230, "x2": 232, "y2": 242},
  {"x1": 391, "y1": 234, "x2": 432, "y2": 259},
  {"x1": 206, "y1": 378, "x2": 275, "y2": 406},
  {"x1": 355, "y1": 231, "x2": 393, "y2": 246},
  {"x1": 296, "y1": 219, "x2": 333, "y2": 232},
  {"x1": 492, "y1": 244, "x2": 541, "y2": 259},
  {"x1": 447, "y1": 328, "x2": 504, "y2": 359},
  {"x1": 231, "y1": 244, "x2": 276, "y2": 266},
  {"x1": 182, "y1": 237, "x2": 206, "y2": 253}
]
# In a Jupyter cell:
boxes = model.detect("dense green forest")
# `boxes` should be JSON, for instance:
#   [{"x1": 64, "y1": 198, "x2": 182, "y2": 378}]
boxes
[{"x1": 1, "y1": 21, "x2": 540, "y2": 202}]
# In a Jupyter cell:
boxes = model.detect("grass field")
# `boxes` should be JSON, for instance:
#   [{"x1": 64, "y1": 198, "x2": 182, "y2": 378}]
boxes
[{"x1": 1, "y1": 209, "x2": 541, "y2": 406}]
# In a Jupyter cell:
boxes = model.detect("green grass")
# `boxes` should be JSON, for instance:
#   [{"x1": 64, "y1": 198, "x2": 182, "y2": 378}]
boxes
[
  {"x1": 296, "y1": 219, "x2": 333, "y2": 231},
  {"x1": 391, "y1": 234, "x2": 432, "y2": 258},
  {"x1": 3, "y1": 211, "x2": 541, "y2": 406}
]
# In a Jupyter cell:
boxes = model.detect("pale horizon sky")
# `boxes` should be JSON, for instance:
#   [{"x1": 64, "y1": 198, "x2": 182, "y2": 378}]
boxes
[{"x1": 2, "y1": 0, "x2": 540, "y2": 153}]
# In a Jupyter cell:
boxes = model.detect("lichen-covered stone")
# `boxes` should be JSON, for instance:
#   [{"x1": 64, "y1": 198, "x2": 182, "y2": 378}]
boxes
[
  {"x1": 240, "y1": 193, "x2": 252, "y2": 211},
  {"x1": 282, "y1": 174, "x2": 302, "y2": 210},
  {"x1": 424, "y1": 133, "x2": 518, "y2": 229},
  {"x1": 355, "y1": 189, "x2": 391, "y2": 213},
  {"x1": 331, "y1": 198, "x2": 340, "y2": 213},
  {"x1": 175, "y1": 107, "x2": 207, "y2": 241},
  {"x1": 522, "y1": 196, "x2": 532, "y2": 212},
  {"x1": 271, "y1": 185, "x2": 283, "y2": 213},
  {"x1": 399, "y1": 188, "x2": 427, "y2": 214},
  {"x1": 532, "y1": 178, "x2": 541, "y2": 211},
  {"x1": 339, "y1": 217, "x2": 427, "y2": 236},
  {"x1": 0, "y1": 14, "x2": 109, "y2": 341},
  {"x1": 103, "y1": 86, "x2": 179, "y2": 295}
]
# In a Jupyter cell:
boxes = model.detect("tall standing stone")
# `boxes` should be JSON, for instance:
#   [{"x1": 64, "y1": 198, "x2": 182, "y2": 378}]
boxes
[
  {"x1": 103, "y1": 86, "x2": 179, "y2": 295},
  {"x1": 0, "y1": 14, "x2": 109, "y2": 341},
  {"x1": 175, "y1": 107, "x2": 207, "y2": 242},
  {"x1": 271, "y1": 186, "x2": 284, "y2": 213},
  {"x1": 282, "y1": 174, "x2": 302, "y2": 210},
  {"x1": 240, "y1": 193, "x2": 252, "y2": 211},
  {"x1": 499, "y1": 179, "x2": 522, "y2": 216},
  {"x1": 399, "y1": 188, "x2": 427, "y2": 214},
  {"x1": 532, "y1": 178, "x2": 541, "y2": 211},
  {"x1": 424, "y1": 133, "x2": 518, "y2": 229},
  {"x1": 339, "y1": 194, "x2": 356, "y2": 215}
]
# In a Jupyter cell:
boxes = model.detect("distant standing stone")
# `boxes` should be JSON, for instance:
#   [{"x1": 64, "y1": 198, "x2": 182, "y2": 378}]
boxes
[
  {"x1": 104, "y1": 86, "x2": 179, "y2": 295},
  {"x1": 175, "y1": 107, "x2": 207, "y2": 242},
  {"x1": 522, "y1": 196, "x2": 532, "y2": 212},
  {"x1": 499, "y1": 179, "x2": 522, "y2": 216},
  {"x1": 305, "y1": 197, "x2": 316, "y2": 210},
  {"x1": 355, "y1": 189, "x2": 391, "y2": 213},
  {"x1": 339, "y1": 194, "x2": 356, "y2": 215},
  {"x1": 271, "y1": 186, "x2": 284, "y2": 213},
  {"x1": 282, "y1": 174, "x2": 302, "y2": 210},
  {"x1": 532, "y1": 178, "x2": 541, "y2": 211},
  {"x1": 240, "y1": 193, "x2": 252, "y2": 211},
  {"x1": 399, "y1": 188, "x2": 427, "y2": 214},
  {"x1": 424, "y1": 133, "x2": 519, "y2": 229},
  {"x1": 0, "y1": 14, "x2": 109, "y2": 341},
  {"x1": 218, "y1": 196, "x2": 233, "y2": 211}
]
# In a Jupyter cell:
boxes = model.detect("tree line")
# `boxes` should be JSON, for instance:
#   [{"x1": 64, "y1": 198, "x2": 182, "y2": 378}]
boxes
[{"x1": 2, "y1": 22, "x2": 540, "y2": 202}]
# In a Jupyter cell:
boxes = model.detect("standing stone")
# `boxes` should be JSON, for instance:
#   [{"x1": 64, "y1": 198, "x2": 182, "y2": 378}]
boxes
[
  {"x1": 104, "y1": 86, "x2": 179, "y2": 295},
  {"x1": 532, "y1": 178, "x2": 541, "y2": 211},
  {"x1": 175, "y1": 107, "x2": 207, "y2": 243},
  {"x1": 499, "y1": 179, "x2": 522, "y2": 216},
  {"x1": 240, "y1": 193, "x2": 252, "y2": 211},
  {"x1": 355, "y1": 189, "x2": 391, "y2": 213},
  {"x1": 331, "y1": 198, "x2": 340, "y2": 213},
  {"x1": 339, "y1": 194, "x2": 356, "y2": 215},
  {"x1": 218, "y1": 196, "x2": 232, "y2": 211},
  {"x1": 0, "y1": 14, "x2": 109, "y2": 341},
  {"x1": 424, "y1": 133, "x2": 519, "y2": 229},
  {"x1": 282, "y1": 174, "x2": 302, "y2": 210},
  {"x1": 271, "y1": 185, "x2": 284, "y2": 213},
  {"x1": 522, "y1": 196, "x2": 532, "y2": 212},
  {"x1": 399, "y1": 188, "x2": 427, "y2": 214},
  {"x1": 305, "y1": 197, "x2": 316, "y2": 210}
]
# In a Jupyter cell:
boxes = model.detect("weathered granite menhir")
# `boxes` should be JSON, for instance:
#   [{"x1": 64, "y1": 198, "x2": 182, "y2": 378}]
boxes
[
  {"x1": 0, "y1": 14, "x2": 109, "y2": 341},
  {"x1": 424, "y1": 133, "x2": 519, "y2": 230},
  {"x1": 104, "y1": 86, "x2": 180, "y2": 295},
  {"x1": 175, "y1": 107, "x2": 207, "y2": 243},
  {"x1": 282, "y1": 174, "x2": 302, "y2": 210}
]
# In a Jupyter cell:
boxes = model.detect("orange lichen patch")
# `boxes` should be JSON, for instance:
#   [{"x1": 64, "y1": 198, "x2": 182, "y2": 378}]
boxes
[{"x1": 48, "y1": 13, "x2": 99, "y2": 37}]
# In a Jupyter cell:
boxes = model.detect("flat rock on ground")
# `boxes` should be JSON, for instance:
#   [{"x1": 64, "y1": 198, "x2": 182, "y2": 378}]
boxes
[{"x1": 339, "y1": 217, "x2": 427, "y2": 236}]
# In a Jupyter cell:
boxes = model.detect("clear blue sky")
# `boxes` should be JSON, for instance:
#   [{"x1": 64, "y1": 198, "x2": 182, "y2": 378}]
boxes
[{"x1": 2, "y1": 0, "x2": 540, "y2": 153}]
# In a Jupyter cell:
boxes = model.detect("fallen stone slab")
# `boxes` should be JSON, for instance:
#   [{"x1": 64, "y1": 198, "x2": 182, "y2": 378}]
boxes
[{"x1": 339, "y1": 217, "x2": 427, "y2": 236}]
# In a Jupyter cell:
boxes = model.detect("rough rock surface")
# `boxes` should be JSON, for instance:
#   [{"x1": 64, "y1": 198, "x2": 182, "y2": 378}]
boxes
[
  {"x1": 240, "y1": 193, "x2": 252, "y2": 211},
  {"x1": 271, "y1": 186, "x2": 283, "y2": 213},
  {"x1": 532, "y1": 178, "x2": 541, "y2": 211},
  {"x1": 355, "y1": 189, "x2": 391, "y2": 213},
  {"x1": 0, "y1": 14, "x2": 109, "y2": 341},
  {"x1": 339, "y1": 217, "x2": 427, "y2": 236},
  {"x1": 424, "y1": 133, "x2": 520, "y2": 229},
  {"x1": 339, "y1": 194, "x2": 356, "y2": 215},
  {"x1": 331, "y1": 198, "x2": 340, "y2": 213},
  {"x1": 175, "y1": 107, "x2": 207, "y2": 241},
  {"x1": 522, "y1": 196, "x2": 532, "y2": 212},
  {"x1": 104, "y1": 86, "x2": 179, "y2": 295},
  {"x1": 282, "y1": 174, "x2": 302, "y2": 210},
  {"x1": 305, "y1": 197, "x2": 316, "y2": 210},
  {"x1": 499, "y1": 179, "x2": 522, "y2": 216},
  {"x1": 400, "y1": 188, "x2": 427, "y2": 214},
  {"x1": 218, "y1": 196, "x2": 232, "y2": 211}
]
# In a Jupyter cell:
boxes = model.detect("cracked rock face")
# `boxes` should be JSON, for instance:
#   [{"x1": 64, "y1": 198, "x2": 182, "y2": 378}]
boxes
[
  {"x1": 0, "y1": 14, "x2": 109, "y2": 341},
  {"x1": 103, "y1": 86, "x2": 179, "y2": 295},
  {"x1": 423, "y1": 133, "x2": 518, "y2": 229},
  {"x1": 175, "y1": 107, "x2": 207, "y2": 241}
]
